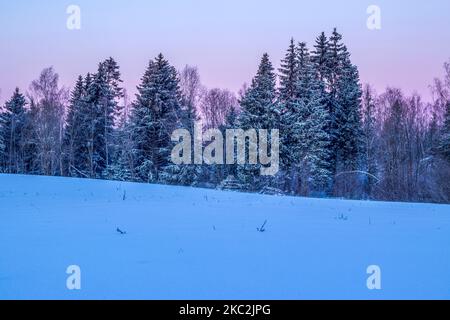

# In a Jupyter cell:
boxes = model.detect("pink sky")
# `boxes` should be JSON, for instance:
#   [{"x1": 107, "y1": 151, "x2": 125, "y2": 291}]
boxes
[{"x1": 1, "y1": 0, "x2": 449, "y2": 104}]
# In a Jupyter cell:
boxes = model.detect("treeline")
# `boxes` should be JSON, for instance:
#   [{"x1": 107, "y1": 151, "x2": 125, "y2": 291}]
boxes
[{"x1": 0, "y1": 29, "x2": 449, "y2": 203}]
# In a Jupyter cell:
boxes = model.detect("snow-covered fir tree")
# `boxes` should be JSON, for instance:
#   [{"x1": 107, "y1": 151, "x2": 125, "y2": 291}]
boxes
[
  {"x1": 311, "y1": 32, "x2": 330, "y2": 83},
  {"x1": 311, "y1": 31, "x2": 336, "y2": 176},
  {"x1": 285, "y1": 43, "x2": 332, "y2": 195},
  {"x1": 310, "y1": 29, "x2": 364, "y2": 194},
  {"x1": 0, "y1": 88, "x2": 27, "y2": 173},
  {"x1": 239, "y1": 53, "x2": 279, "y2": 129},
  {"x1": 130, "y1": 54, "x2": 182, "y2": 183},
  {"x1": 237, "y1": 53, "x2": 280, "y2": 191},
  {"x1": 21, "y1": 96, "x2": 39, "y2": 174},
  {"x1": 83, "y1": 58, "x2": 123, "y2": 179},
  {"x1": 335, "y1": 55, "x2": 363, "y2": 171},
  {"x1": 108, "y1": 90, "x2": 134, "y2": 181},
  {"x1": 63, "y1": 75, "x2": 86, "y2": 177},
  {"x1": 299, "y1": 43, "x2": 333, "y2": 193},
  {"x1": 327, "y1": 28, "x2": 348, "y2": 94},
  {"x1": 278, "y1": 38, "x2": 300, "y2": 186},
  {"x1": 334, "y1": 54, "x2": 364, "y2": 196},
  {"x1": 72, "y1": 72, "x2": 94, "y2": 177},
  {"x1": 101, "y1": 58, "x2": 125, "y2": 178},
  {"x1": 279, "y1": 38, "x2": 299, "y2": 105},
  {"x1": 84, "y1": 71, "x2": 107, "y2": 178}
]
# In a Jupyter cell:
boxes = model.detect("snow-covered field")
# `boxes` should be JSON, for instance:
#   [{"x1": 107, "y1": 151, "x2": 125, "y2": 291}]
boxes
[{"x1": 0, "y1": 174, "x2": 449, "y2": 300}]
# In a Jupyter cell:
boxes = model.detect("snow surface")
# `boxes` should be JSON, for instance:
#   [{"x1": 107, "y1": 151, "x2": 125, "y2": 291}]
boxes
[{"x1": 0, "y1": 174, "x2": 449, "y2": 300}]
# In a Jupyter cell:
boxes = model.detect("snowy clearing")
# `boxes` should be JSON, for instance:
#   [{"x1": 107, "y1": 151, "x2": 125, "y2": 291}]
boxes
[{"x1": 0, "y1": 174, "x2": 449, "y2": 300}]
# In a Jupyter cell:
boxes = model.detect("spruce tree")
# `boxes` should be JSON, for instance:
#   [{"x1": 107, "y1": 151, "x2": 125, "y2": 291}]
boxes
[
  {"x1": 287, "y1": 43, "x2": 332, "y2": 195},
  {"x1": 239, "y1": 54, "x2": 279, "y2": 132},
  {"x1": 84, "y1": 70, "x2": 106, "y2": 178},
  {"x1": 76, "y1": 72, "x2": 94, "y2": 177},
  {"x1": 102, "y1": 58, "x2": 125, "y2": 178},
  {"x1": 327, "y1": 28, "x2": 348, "y2": 94},
  {"x1": 311, "y1": 32, "x2": 330, "y2": 83},
  {"x1": 84, "y1": 58, "x2": 123, "y2": 178},
  {"x1": 334, "y1": 55, "x2": 364, "y2": 197},
  {"x1": 131, "y1": 54, "x2": 182, "y2": 183},
  {"x1": 63, "y1": 75, "x2": 85, "y2": 177},
  {"x1": 311, "y1": 31, "x2": 336, "y2": 177},
  {"x1": 311, "y1": 29, "x2": 364, "y2": 195},
  {"x1": 278, "y1": 39, "x2": 300, "y2": 184},
  {"x1": 237, "y1": 53, "x2": 279, "y2": 191},
  {"x1": 279, "y1": 38, "x2": 299, "y2": 105},
  {"x1": 22, "y1": 99, "x2": 39, "y2": 174},
  {"x1": 0, "y1": 88, "x2": 27, "y2": 173},
  {"x1": 335, "y1": 56, "x2": 363, "y2": 171},
  {"x1": 111, "y1": 112, "x2": 134, "y2": 181}
]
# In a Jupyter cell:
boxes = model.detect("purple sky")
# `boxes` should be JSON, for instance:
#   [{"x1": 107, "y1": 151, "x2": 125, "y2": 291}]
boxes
[{"x1": 1, "y1": 0, "x2": 449, "y2": 104}]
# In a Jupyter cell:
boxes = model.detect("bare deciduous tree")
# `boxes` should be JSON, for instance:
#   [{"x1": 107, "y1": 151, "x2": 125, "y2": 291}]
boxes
[
  {"x1": 199, "y1": 88, "x2": 238, "y2": 129},
  {"x1": 179, "y1": 65, "x2": 202, "y2": 111},
  {"x1": 27, "y1": 67, "x2": 68, "y2": 176}
]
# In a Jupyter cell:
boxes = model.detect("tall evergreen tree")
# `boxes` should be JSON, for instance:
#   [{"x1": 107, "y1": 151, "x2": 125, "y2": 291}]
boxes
[
  {"x1": 0, "y1": 88, "x2": 27, "y2": 173},
  {"x1": 278, "y1": 39, "x2": 300, "y2": 186},
  {"x1": 106, "y1": 90, "x2": 135, "y2": 181},
  {"x1": 311, "y1": 31, "x2": 336, "y2": 176},
  {"x1": 286, "y1": 43, "x2": 332, "y2": 195},
  {"x1": 84, "y1": 58, "x2": 123, "y2": 178},
  {"x1": 334, "y1": 55, "x2": 364, "y2": 197},
  {"x1": 63, "y1": 75, "x2": 85, "y2": 176},
  {"x1": 131, "y1": 54, "x2": 182, "y2": 183},
  {"x1": 237, "y1": 53, "x2": 279, "y2": 191},
  {"x1": 327, "y1": 28, "x2": 348, "y2": 95},
  {"x1": 311, "y1": 29, "x2": 364, "y2": 195},
  {"x1": 311, "y1": 32, "x2": 330, "y2": 83},
  {"x1": 335, "y1": 56, "x2": 363, "y2": 170},
  {"x1": 239, "y1": 54, "x2": 279, "y2": 133},
  {"x1": 21, "y1": 98, "x2": 39, "y2": 174},
  {"x1": 85, "y1": 70, "x2": 106, "y2": 178},
  {"x1": 279, "y1": 38, "x2": 299, "y2": 105},
  {"x1": 76, "y1": 72, "x2": 94, "y2": 177}
]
